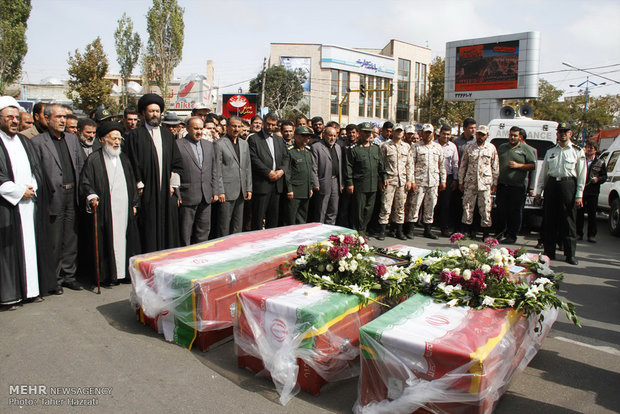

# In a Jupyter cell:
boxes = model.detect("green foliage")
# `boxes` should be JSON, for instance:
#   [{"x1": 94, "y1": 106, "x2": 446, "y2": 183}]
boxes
[
  {"x1": 114, "y1": 13, "x2": 142, "y2": 107},
  {"x1": 144, "y1": 0, "x2": 184, "y2": 106},
  {"x1": 249, "y1": 65, "x2": 306, "y2": 117},
  {"x1": 0, "y1": 0, "x2": 31, "y2": 94},
  {"x1": 419, "y1": 56, "x2": 474, "y2": 127},
  {"x1": 66, "y1": 37, "x2": 112, "y2": 114}
]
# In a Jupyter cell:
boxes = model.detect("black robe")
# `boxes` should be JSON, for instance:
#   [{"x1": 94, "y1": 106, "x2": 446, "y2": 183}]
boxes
[
  {"x1": 124, "y1": 125, "x2": 183, "y2": 253},
  {"x1": 78, "y1": 149, "x2": 141, "y2": 285},
  {"x1": 0, "y1": 133, "x2": 55, "y2": 303}
]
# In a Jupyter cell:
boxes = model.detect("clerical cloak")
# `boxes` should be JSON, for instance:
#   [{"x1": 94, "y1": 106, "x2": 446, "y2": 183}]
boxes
[
  {"x1": 79, "y1": 149, "x2": 141, "y2": 285},
  {"x1": 0, "y1": 133, "x2": 55, "y2": 303},
  {"x1": 124, "y1": 125, "x2": 183, "y2": 253}
]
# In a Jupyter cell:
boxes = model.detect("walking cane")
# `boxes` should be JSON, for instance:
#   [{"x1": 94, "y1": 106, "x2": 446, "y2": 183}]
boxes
[{"x1": 93, "y1": 202, "x2": 101, "y2": 294}]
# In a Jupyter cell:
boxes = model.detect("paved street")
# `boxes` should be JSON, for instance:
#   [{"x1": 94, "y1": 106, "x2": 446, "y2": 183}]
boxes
[{"x1": 1, "y1": 219, "x2": 618, "y2": 414}]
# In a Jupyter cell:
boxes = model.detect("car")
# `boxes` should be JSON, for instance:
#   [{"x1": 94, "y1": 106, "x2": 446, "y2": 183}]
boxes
[{"x1": 597, "y1": 137, "x2": 620, "y2": 236}]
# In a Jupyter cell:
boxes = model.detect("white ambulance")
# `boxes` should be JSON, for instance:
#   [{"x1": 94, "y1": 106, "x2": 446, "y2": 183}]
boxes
[{"x1": 598, "y1": 137, "x2": 620, "y2": 236}]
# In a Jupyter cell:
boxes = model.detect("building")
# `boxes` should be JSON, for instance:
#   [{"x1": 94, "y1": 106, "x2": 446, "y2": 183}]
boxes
[{"x1": 269, "y1": 40, "x2": 432, "y2": 125}]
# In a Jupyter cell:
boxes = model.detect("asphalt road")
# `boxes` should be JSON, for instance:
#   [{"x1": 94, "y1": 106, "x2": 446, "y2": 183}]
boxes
[{"x1": 1, "y1": 219, "x2": 618, "y2": 414}]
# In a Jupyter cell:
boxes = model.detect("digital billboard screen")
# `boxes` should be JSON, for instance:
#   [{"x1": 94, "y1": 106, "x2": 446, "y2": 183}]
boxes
[{"x1": 455, "y1": 40, "x2": 519, "y2": 92}]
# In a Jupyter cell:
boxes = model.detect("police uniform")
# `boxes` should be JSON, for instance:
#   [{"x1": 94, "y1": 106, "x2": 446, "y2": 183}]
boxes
[
  {"x1": 458, "y1": 139, "x2": 499, "y2": 230},
  {"x1": 406, "y1": 140, "x2": 446, "y2": 224},
  {"x1": 378, "y1": 137, "x2": 412, "y2": 236},
  {"x1": 535, "y1": 123, "x2": 587, "y2": 262},
  {"x1": 345, "y1": 126, "x2": 387, "y2": 234},
  {"x1": 285, "y1": 139, "x2": 314, "y2": 225}
]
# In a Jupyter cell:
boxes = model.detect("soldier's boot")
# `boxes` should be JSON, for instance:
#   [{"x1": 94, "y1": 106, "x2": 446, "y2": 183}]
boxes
[
  {"x1": 376, "y1": 224, "x2": 386, "y2": 241},
  {"x1": 404, "y1": 222, "x2": 415, "y2": 239},
  {"x1": 482, "y1": 228, "x2": 490, "y2": 241},
  {"x1": 423, "y1": 224, "x2": 438, "y2": 240},
  {"x1": 395, "y1": 224, "x2": 407, "y2": 240}
]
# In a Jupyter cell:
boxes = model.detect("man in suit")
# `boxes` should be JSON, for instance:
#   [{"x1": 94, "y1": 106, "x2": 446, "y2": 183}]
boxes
[
  {"x1": 577, "y1": 140, "x2": 607, "y2": 243},
  {"x1": 31, "y1": 103, "x2": 85, "y2": 293},
  {"x1": 76, "y1": 117, "x2": 101, "y2": 157},
  {"x1": 311, "y1": 126, "x2": 343, "y2": 224},
  {"x1": 247, "y1": 112, "x2": 289, "y2": 230},
  {"x1": 21, "y1": 102, "x2": 47, "y2": 139},
  {"x1": 214, "y1": 116, "x2": 252, "y2": 236},
  {"x1": 176, "y1": 117, "x2": 223, "y2": 245}
]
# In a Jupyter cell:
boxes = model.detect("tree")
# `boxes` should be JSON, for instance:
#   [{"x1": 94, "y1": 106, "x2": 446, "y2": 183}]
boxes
[
  {"x1": 419, "y1": 57, "x2": 474, "y2": 128},
  {"x1": 144, "y1": 0, "x2": 184, "y2": 105},
  {"x1": 0, "y1": 0, "x2": 31, "y2": 95},
  {"x1": 66, "y1": 37, "x2": 112, "y2": 113},
  {"x1": 114, "y1": 13, "x2": 142, "y2": 107},
  {"x1": 249, "y1": 65, "x2": 306, "y2": 117}
]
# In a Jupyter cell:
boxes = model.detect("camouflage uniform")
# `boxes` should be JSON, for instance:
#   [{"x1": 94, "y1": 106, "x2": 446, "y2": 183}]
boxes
[
  {"x1": 379, "y1": 140, "x2": 412, "y2": 224},
  {"x1": 406, "y1": 141, "x2": 446, "y2": 224},
  {"x1": 458, "y1": 141, "x2": 499, "y2": 227}
]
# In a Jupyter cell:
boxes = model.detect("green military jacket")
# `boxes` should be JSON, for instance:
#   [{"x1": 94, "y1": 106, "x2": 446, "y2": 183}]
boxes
[
  {"x1": 345, "y1": 143, "x2": 387, "y2": 192},
  {"x1": 285, "y1": 144, "x2": 313, "y2": 198}
]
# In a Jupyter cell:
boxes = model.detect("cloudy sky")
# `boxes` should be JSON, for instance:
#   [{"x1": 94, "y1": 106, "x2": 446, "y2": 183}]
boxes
[{"x1": 21, "y1": 0, "x2": 620, "y2": 98}]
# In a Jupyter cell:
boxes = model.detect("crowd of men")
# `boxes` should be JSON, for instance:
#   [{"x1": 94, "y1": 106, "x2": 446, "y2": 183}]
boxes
[{"x1": 0, "y1": 91, "x2": 597, "y2": 310}]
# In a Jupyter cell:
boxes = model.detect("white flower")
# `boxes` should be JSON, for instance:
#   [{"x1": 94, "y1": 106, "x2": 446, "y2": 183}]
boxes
[
  {"x1": 481, "y1": 264, "x2": 491, "y2": 273},
  {"x1": 507, "y1": 299, "x2": 515, "y2": 307},
  {"x1": 469, "y1": 243, "x2": 479, "y2": 250},
  {"x1": 356, "y1": 253, "x2": 363, "y2": 260},
  {"x1": 506, "y1": 256, "x2": 515, "y2": 266},
  {"x1": 363, "y1": 244, "x2": 370, "y2": 252},
  {"x1": 358, "y1": 236, "x2": 365, "y2": 244},
  {"x1": 346, "y1": 252, "x2": 352, "y2": 259},
  {"x1": 321, "y1": 275, "x2": 332, "y2": 282},
  {"x1": 318, "y1": 264, "x2": 325, "y2": 272},
  {"x1": 482, "y1": 296, "x2": 495, "y2": 306},
  {"x1": 447, "y1": 299, "x2": 459, "y2": 307},
  {"x1": 295, "y1": 257, "x2": 307, "y2": 266},
  {"x1": 524, "y1": 288, "x2": 537, "y2": 299},
  {"x1": 460, "y1": 246, "x2": 471, "y2": 254},
  {"x1": 447, "y1": 249, "x2": 461, "y2": 257},
  {"x1": 349, "y1": 260, "x2": 358, "y2": 272},
  {"x1": 443, "y1": 285, "x2": 455, "y2": 295},
  {"x1": 419, "y1": 272, "x2": 433, "y2": 285},
  {"x1": 442, "y1": 268, "x2": 451, "y2": 274},
  {"x1": 338, "y1": 266, "x2": 346, "y2": 273},
  {"x1": 516, "y1": 254, "x2": 531, "y2": 264},
  {"x1": 454, "y1": 284, "x2": 463, "y2": 290},
  {"x1": 537, "y1": 262, "x2": 554, "y2": 276},
  {"x1": 326, "y1": 264, "x2": 334, "y2": 272},
  {"x1": 339, "y1": 234, "x2": 345, "y2": 243},
  {"x1": 500, "y1": 247, "x2": 509, "y2": 256},
  {"x1": 534, "y1": 277, "x2": 551, "y2": 286},
  {"x1": 463, "y1": 269, "x2": 472, "y2": 281},
  {"x1": 453, "y1": 268, "x2": 461, "y2": 276}
]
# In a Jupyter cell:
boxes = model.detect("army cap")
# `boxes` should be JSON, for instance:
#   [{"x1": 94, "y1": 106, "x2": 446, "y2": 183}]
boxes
[
  {"x1": 393, "y1": 123, "x2": 404, "y2": 131},
  {"x1": 358, "y1": 122, "x2": 373, "y2": 132},
  {"x1": 294, "y1": 126, "x2": 313, "y2": 135},
  {"x1": 476, "y1": 125, "x2": 489, "y2": 135},
  {"x1": 95, "y1": 107, "x2": 113, "y2": 122},
  {"x1": 557, "y1": 121, "x2": 571, "y2": 131},
  {"x1": 422, "y1": 123, "x2": 434, "y2": 133}
]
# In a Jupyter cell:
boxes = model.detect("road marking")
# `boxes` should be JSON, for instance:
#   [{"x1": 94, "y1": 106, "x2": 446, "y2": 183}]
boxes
[{"x1": 553, "y1": 336, "x2": 620, "y2": 356}]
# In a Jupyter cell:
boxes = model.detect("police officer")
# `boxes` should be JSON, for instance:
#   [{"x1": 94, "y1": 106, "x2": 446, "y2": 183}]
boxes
[
  {"x1": 535, "y1": 122, "x2": 587, "y2": 265},
  {"x1": 405, "y1": 124, "x2": 446, "y2": 239},
  {"x1": 285, "y1": 126, "x2": 314, "y2": 225},
  {"x1": 345, "y1": 122, "x2": 387, "y2": 236},
  {"x1": 377, "y1": 123, "x2": 412, "y2": 240},
  {"x1": 458, "y1": 125, "x2": 499, "y2": 240}
]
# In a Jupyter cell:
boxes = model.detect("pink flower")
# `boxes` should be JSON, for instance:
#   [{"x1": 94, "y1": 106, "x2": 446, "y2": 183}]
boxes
[
  {"x1": 450, "y1": 233, "x2": 464, "y2": 243},
  {"x1": 480, "y1": 245, "x2": 491, "y2": 253},
  {"x1": 329, "y1": 245, "x2": 350, "y2": 261},
  {"x1": 489, "y1": 265, "x2": 506, "y2": 279},
  {"x1": 473, "y1": 269, "x2": 486, "y2": 281},
  {"x1": 376, "y1": 264, "x2": 387, "y2": 277},
  {"x1": 329, "y1": 235, "x2": 341, "y2": 245},
  {"x1": 343, "y1": 235, "x2": 357, "y2": 245},
  {"x1": 297, "y1": 245, "x2": 307, "y2": 256},
  {"x1": 484, "y1": 237, "x2": 499, "y2": 247}
]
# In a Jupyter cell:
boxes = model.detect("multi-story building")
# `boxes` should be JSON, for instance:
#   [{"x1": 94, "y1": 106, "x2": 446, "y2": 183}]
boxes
[{"x1": 270, "y1": 39, "x2": 432, "y2": 125}]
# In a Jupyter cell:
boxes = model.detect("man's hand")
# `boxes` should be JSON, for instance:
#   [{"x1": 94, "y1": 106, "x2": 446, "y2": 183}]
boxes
[
  {"x1": 218, "y1": 194, "x2": 226, "y2": 203},
  {"x1": 177, "y1": 199, "x2": 182, "y2": 207},
  {"x1": 346, "y1": 185, "x2": 354, "y2": 194},
  {"x1": 170, "y1": 186, "x2": 175, "y2": 196},
  {"x1": 576, "y1": 197, "x2": 583, "y2": 208},
  {"x1": 459, "y1": 184, "x2": 464, "y2": 192},
  {"x1": 439, "y1": 182, "x2": 446, "y2": 191},
  {"x1": 491, "y1": 185, "x2": 497, "y2": 195},
  {"x1": 245, "y1": 191, "x2": 252, "y2": 201},
  {"x1": 591, "y1": 176, "x2": 598, "y2": 183},
  {"x1": 22, "y1": 185, "x2": 35, "y2": 200},
  {"x1": 287, "y1": 192, "x2": 294, "y2": 200},
  {"x1": 508, "y1": 161, "x2": 520, "y2": 169},
  {"x1": 275, "y1": 169, "x2": 284, "y2": 180},
  {"x1": 90, "y1": 197, "x2": 99, "y2": 208},
  {"x1": 412, "y1": 183, "x2": 418, "y2": 193},
  {"x1": 309, "y1": 189, "x2": 313, "y2": 198},
  {"x1": 212, "y1": 195, "x2": 219, "y2": 203},
  {"x1": 535, "y1": 194, "x2": 542, "y2": 202},
  {"x1": 268, "y1": 170, "x2": 279, "y2": 181},
  {"x1": 133, "y1": 206, "x2": 137, "y2": 216},
  {"x1": 138, "y1": 188, "x2": 143, "y2": 196},
  {"x1": 314, "y1": 186, "x2": 320, "y2": 192},
  {"x1": 380, "y1": 180, "x2": 388, "y2": 192}
]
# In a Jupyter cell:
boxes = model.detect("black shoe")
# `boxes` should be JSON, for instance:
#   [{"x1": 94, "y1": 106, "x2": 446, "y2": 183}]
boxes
[
  {"x1": 482, "y1": 231, "x2": 490, "y2": 241},
  {"x1": 535, "y1": 241, "x2": 544, "y2": 249},
  {"x1": 376, "y1": 224, "x2": 386, "y2": 241},
  {"x1": 501, "y1": 237, "x2": 517, "y2": 244},
  {"x1": 587, "y1": 238, "x2": 596, "y2": 243},
  {"x1": 577, "y1": 234, "x2": 583, "y2": 240},
  {"x1": 440, "y1": 229, "x2": 451, "y2": 238},
  {"x1": 394, "y1": 224, "x2": 407, "y2": 241},
  {"x1": 62, "y1": 281, "x2": 83, "y2": 291},
  {"x1": 51, "y1": 287, "x2": 64, "y2": 295},
  {"x1": 423, "y1": 224, "x2": 438, "y2": 240},
  {"x1": 566, "y1": 257, "x2": 579, "y2": 265},
  {"x1": 404, "y1": 223, "x2": 415, "y2": 239}
]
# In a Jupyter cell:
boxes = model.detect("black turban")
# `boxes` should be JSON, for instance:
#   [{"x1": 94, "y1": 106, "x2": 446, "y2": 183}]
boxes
[
  {"x1": 97, "y1": 121, "x2": 124, "y2": 139},
  {"x1": 138, "y1": 93, "x2": 165, "y2": 113}
]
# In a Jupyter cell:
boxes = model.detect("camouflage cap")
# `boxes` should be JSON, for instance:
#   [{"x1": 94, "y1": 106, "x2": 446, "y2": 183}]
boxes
[
  {"x1": 358, "y1": 122, "x2": 373, "y2": 132},
  {"x1": 476, "y1": 125, "x2": 489, "y2": 135}
]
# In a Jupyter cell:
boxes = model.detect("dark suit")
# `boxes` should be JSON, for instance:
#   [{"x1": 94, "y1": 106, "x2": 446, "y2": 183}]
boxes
[
  {"x1": 214, "y1": 135, "x2": 252, "y2": 236},
  {"x1": 31, "y1": 131, "x2": 85, "y2": 286},
  {"x1": 311, "y1": 140, "x2": 343, "y2": 224},
  {"x1": 176, "y1": 136, "x2": 222, "y2": 245},
  {"x1": 247, "y1": 130, "x2": 290, "y2": 230},
  {"x1": 577, "y1": 155, "x2": 607, "y2": 239}
]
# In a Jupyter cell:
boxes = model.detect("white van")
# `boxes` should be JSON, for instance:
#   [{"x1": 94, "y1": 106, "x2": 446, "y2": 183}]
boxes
[
  {"x1": 597, "y1": 137, "x2": 620, "y2": 236},
  {"x1": 488, "y1": 118, "x2": 558, "y2": 229}
]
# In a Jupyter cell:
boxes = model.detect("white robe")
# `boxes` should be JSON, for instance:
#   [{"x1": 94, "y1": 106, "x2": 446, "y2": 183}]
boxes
[
  {"x1": 103, "y1": 151, "x2": 129, "y2": 280},
  {"x1": 0, "y1": 131, "x2": 39, "y2": 298}
]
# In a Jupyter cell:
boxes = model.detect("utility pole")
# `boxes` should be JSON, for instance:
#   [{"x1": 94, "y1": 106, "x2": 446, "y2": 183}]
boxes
[
  {"x1": 569, "y1": 76, "x2": 606, "y2": 145},
  {"x1": 260, "y1": 57, "x2": 267, "y2": 114}
]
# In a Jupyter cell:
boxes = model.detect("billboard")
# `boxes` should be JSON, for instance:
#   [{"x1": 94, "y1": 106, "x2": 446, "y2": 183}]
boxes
[
  {"x1": 445, "y1": 32, "x2": 539, "y2": 100},
  {"x1": 280, "y1": 57, "x2": 311, "y2": 92},
  {"x1": 222, "y1": 94, "x2": 258, "y2": 120},
  {"x1": 320, "y1": 45, "x2": 395, "y2": 77}
]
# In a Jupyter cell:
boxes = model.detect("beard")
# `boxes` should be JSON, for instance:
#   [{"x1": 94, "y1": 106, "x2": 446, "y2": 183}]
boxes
[
  {"x1": 80, "y1": 136, "x2": 94, "y2": 147},
  {"x1": 146, "y1": 115, "x2": 161, "y2": 127},
  {"x1": 103, "y1": 143, "x2": 121, "y2": 158}
]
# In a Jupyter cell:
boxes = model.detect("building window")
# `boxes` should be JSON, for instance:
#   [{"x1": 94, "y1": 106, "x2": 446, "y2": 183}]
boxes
[
  {"x1": 375, "y1": 78, "x2": 382, "y2": 118},
  {"x1": 383, "y1": 79, "x2": 389, "y2": 119},
  {"x1": 341, "y1": 71, "x2": 349, "y2": 116},
  {"x1": 367, "y1": 76, "x2": 374, "y2": 118},
  {"x1": 397, "y1": 58, "x2": 411, "y2": 123},
  {"x1": 330, "y1": 69, "x2": 339, "y2": 115},
  {"x1": 359, "y1": 74, "x2": 366, "y2": 117}
]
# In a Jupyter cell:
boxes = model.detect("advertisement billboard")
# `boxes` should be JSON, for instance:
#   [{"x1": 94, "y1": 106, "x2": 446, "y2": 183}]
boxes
[
  {"x1": 320, "y1": 45, "x2": 395, "y2": 77},
  {"x1": 445, "y1": 32, "x2": 539, "y2": 100},
  {"x1": 222, "y1": 94, "x2": 258, "y2": 120},
  {"x1": 280, "y1": 57, "x2": 311, "y2": 92}
]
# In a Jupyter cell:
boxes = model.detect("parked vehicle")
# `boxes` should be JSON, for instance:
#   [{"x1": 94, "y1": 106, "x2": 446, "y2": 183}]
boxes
[{"x1": 598, "y1": 137, "x2": 620, "y2": 236}]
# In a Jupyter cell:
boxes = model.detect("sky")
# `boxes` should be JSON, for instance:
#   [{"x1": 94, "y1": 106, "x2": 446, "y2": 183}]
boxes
[{"x1": 21, "y1": 0, "x2": 620, "y2": 99}]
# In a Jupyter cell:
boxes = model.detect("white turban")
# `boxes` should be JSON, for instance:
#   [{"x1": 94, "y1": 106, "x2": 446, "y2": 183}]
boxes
[{"x1": 0, "y1": 96, "x2": 21, "y2": 112}]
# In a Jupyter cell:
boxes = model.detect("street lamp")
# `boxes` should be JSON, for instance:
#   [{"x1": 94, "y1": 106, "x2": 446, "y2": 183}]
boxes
[{"x1": 569, "y1": 77, "x2": 606, "y2": 145}]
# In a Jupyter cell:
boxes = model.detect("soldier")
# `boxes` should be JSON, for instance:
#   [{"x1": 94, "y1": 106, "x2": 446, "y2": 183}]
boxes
[
  {"x1": 405, "y1": 124, "x2": 446, "y2": 239},
  {"x1": 535, "y1": 122, "x2": 587, "y2": 265},
  {"x1": 458, "y1": 125, "x2": 499, "y2": 240},
  {"x1": 285, "y1": 126, "x2": 314, "y2": 225},
  {"x1": 377, "y1": 124, "x2": 412, "y2": 240},
  {"x1": 345, "y1": 122, "x2": 387, "y2": 236}
]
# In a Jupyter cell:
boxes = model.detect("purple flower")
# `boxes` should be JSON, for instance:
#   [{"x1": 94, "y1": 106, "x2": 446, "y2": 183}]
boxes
[
  {"x1": 297, "y1": 245, "x2": 307, "y2": 256},
  {"x1": 484, "y1": 237, "x2": 499, "y2": 247},
  {"x1": 450, "y1": 233, "x2": 464, "y2": 243},
  {"x1": 489, "y1": 265, "x2": 506, "y2": 279},
  {"x1": 376, "y1": 264, "x2": 387, "y2": 277}
]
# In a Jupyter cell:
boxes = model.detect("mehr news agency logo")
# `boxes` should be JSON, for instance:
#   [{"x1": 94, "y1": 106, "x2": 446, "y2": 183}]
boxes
[{"x1": 8, "y1": 384, "x2": 113, "y2": 407}]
